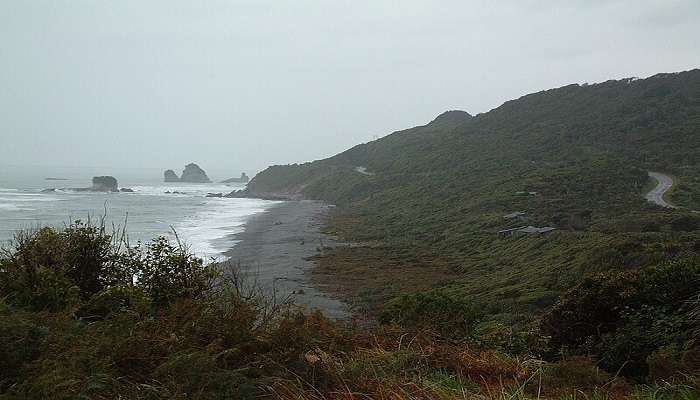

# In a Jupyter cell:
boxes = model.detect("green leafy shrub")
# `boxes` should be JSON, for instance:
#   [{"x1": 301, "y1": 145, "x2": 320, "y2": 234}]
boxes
[
  {"x1": 0, "y1": 302, "x2": 49, "y2": 390},
  {"x1": 380, "y1": 290, "x2": 483, "y2": 337},
  {"x1": 76, "y1": 284, "x2": 150, "y2": 320},
  {"x1": 471, "y1": 320, "x2": 546, "y2": 356},
  {"x1": 542, "y1": 259, "x2": 700, "y2": 379},
  {"x1": 0, "y1": 220, "x2": 217, "y2": 313},
  {"x1": 129, "y1": 237, "x2": 215, "y2": 307}
]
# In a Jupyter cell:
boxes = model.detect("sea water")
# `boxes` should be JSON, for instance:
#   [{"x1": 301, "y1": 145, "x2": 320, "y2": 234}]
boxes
[{"x1": 0, "y1": 165, "x2": 278, "y2": 261}]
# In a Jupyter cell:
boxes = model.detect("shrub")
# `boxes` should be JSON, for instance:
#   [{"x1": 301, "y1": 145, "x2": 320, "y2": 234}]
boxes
[
  {"x1": 542, "y1": 259, "x2": 700, "y2": 379},
  {"x1": 0, "y1": 220, "x2": 216, "y2": 312},
  {"x1": 76, "y1": 284, "x2": 150, "y2": 320},
  {"x1": 0, "y1": 222, "x2": 113, "y2": 311},
  {"x1": 129, "y1": 237, "x2": 215, "y2": 307},
  {"x1": 380, "y1": 289, "x2": 483, "y2": 337},
  {"x1": 472, "y1": 320, "x2": 546, "y2": 356},
  {"x1": 647, "y1": 343, "x2": 700, "y2": 381},
  {"x1": 671, "y1": 215, "x2": 700, "y2": 232},
  {"x1": 0, "y1": 301, "x2": 49, "y2": 389}
]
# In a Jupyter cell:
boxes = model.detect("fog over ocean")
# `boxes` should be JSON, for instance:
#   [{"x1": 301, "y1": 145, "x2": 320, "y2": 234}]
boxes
[{"x1": 0, "y1": 165, "x2": 278, "y2": 260}]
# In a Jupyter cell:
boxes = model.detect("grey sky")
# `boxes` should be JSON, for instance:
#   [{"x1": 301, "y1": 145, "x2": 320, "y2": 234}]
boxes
[{"x1": 1, "y1": 0, "x2": 699, "y2": 173}]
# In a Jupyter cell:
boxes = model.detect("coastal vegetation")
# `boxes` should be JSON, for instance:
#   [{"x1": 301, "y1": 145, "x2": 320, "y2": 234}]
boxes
[
  {"x1": 1, "y1": 222, "x2": 698, "y2": 399},
  {"x1": 245, "y1": 70, "x2": 700, "y2": 315},
  {"x1": 235, "y1": 70, "x2": 700, "y2": 394}
]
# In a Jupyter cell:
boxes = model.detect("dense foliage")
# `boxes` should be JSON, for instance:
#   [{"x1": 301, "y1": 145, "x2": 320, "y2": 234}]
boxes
[
  {"x1": 1, "y1": 224, "x2": 698, "y2": 399},
  {"x1": 542, "y1": 259, "x2": 700, "y2": 379}
]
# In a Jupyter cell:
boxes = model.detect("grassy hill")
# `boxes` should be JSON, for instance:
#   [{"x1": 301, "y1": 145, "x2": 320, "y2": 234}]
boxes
[{"x1": 245, "y1": 69, "x2": 700, "y2": 317}]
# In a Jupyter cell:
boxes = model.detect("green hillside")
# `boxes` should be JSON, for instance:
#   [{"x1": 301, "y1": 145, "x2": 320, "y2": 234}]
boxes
[{"x1": 245, "y1": 70, "x2": 700, "y2": 316}]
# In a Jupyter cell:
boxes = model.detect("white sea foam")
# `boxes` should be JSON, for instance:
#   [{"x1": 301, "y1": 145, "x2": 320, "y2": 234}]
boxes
[
  {"x1": 0, "y1": 179, "x2": 275, "y2": 261},
  {"x1": 130, "y1": 183, "x2": 243, "y2": 197},
  {"x1": 0, "y1": 195, "x2": 64, "y2": 202},
  {"x1": 0, "y1": 203, "x2": 31, "y2": 211},
  {"x1": 173, "y1": 197, "x2": 279, "y2": 261}
]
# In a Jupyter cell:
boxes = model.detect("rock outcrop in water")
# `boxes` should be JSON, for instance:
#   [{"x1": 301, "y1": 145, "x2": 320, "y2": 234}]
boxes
[
  {"x1": 221, "y1": 173, "x2": 249, "y2": 183},
  {"x1": 42, "y1": 176, "x2": 122, "y2": 193},
  {"x1": 163, "y1": 164, "x2": 211, "y2": 183},
  {"x1": 164, "y1": 169, "x2": 179, "y2": 182},
  {"x1": 91, "y1": 176, "x2": 118, "y2": 192},
  {"x1": 179, "y1": 163, "x2": 211, "y2": 183}
]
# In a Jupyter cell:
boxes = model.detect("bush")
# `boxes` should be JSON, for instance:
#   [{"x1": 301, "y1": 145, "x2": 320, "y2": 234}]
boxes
[
  {"x1": 380, "y1": 290, "x2": 483, "y2": 337},
  {"x1": 127, "y1": 237, "x2": 215, "y2": 307},
  {"x1": 542, "y1": 259, "x2": 700, "y2": 379},
  {"x1": 0, "y1": 221, "x2": 216, "y2": 313},
  {"x1": 671, "y1": 215, "x2": 700, "y2": 232},
  {"x1": 0, "y1": 302, "x2": 49, "y2": 389},
  {"x1": 647, "y1": 343, "x2": 700, "y2": 381},
  {"x1": 76, "y1": 285, "x2": 150, "y2": 320},
  {"x1": 471, "y1": 320, "x2": 546, "y2": 356}
]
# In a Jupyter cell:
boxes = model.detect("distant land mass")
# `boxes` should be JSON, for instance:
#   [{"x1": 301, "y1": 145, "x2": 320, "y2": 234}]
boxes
[{"x1": 238, "y1": 69, "x2": 700, "y2": 317}]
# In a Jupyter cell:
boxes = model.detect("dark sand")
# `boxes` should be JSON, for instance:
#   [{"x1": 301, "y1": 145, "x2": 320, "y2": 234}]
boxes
[{"x1": 223, "y1": 200, "x2": 349, "y2": 319}]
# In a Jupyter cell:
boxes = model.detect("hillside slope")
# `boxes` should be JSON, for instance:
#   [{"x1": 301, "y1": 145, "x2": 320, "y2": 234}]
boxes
[{"x1": 244, "y1": 70, "x2": 700, "y2": 315}]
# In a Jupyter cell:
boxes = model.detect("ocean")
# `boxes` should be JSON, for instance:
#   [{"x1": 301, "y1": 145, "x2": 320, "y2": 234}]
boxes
[{"x1": 0, "y1": 164, "x2": 278, "y2": 261}]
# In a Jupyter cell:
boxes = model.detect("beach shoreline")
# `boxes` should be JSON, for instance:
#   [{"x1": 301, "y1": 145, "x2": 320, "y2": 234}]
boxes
[{"x1": 223, "y1": 200, "x2": 349, "y2": 319}]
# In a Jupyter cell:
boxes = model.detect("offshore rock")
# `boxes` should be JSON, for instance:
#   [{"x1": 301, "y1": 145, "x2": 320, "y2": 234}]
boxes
[
  {"x1": 179, "y1": 163, "x2": 211, "y2": 183},
  {"x1": 164, "y1": 169, "x2": 180, "y2": 182},
  {"x1": 91, "y1": 176, "x2": 118, "y2": 192}
]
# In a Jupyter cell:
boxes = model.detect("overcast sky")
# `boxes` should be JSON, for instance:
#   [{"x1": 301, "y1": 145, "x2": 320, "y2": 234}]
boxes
[{"x1": 1, "y1": 0, "x2": 699, "y2": 173}]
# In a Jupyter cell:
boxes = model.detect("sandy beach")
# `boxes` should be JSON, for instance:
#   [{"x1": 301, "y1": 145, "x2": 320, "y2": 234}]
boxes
[{"x1": 223, "y1": 200, "x2": 349, "y2": 319}]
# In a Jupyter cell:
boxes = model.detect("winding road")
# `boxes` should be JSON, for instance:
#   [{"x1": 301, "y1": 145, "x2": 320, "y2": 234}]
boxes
[{"x1": 645, "y1": 171, "x2": 676, "y2": 208}]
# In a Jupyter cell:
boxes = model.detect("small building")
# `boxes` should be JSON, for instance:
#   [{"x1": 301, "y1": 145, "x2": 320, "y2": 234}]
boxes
[{"x1": 518, "y1": 226, "x2": 556, "y2": 234}]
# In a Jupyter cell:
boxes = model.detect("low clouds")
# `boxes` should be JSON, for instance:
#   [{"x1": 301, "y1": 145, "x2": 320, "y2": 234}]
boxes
[{"x1": 1, "y1": 1, "x2": 699, "y2": 172}]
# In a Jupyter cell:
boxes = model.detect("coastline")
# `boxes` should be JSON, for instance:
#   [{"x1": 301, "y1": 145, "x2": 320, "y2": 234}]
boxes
[{"x1": 223, "y1": 200, "x2": 349, "y2": 319}]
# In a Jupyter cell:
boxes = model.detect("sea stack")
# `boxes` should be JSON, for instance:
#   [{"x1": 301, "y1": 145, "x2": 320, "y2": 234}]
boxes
[
  {"x1": 164, "y1": 169, "x2": 179, "y2": 182},
  {"x1": 91, "y1": 176, "x2": 118, "y2": 192},
  {"x1": 179, "y1": 163, "x2": 211, "y2": 183}
]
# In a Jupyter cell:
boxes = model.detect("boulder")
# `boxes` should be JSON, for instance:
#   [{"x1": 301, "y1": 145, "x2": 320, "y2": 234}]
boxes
[
  {"x1": 206, "y1": 192, "x2": 223, "y2": 198},
  {"x1": 120, "y1": 188, "x2": 134, "y2": 193},
  {"x1": 164, "y1": 169, "x2": 180, "y2": 182},
  {"x1": 92, "y1": 176, "x2": 118, "y2": 192},
  {"x1": 179, "y1": 163, "x2": 211, "y2": 183}
]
